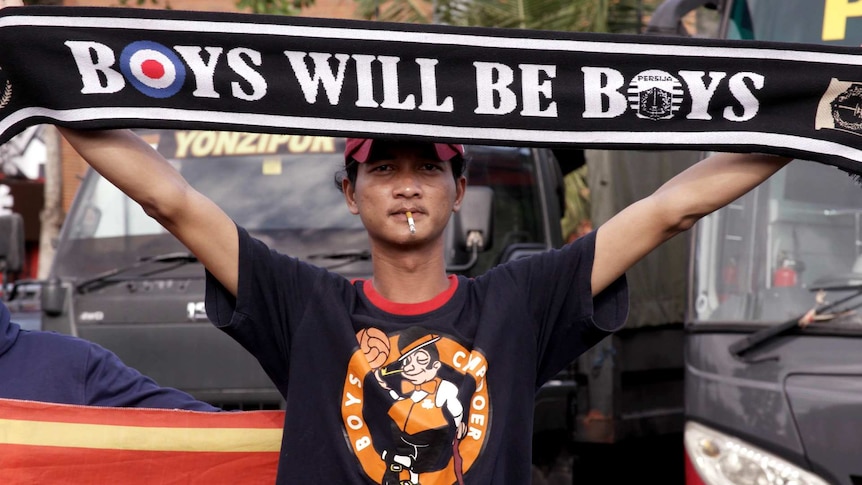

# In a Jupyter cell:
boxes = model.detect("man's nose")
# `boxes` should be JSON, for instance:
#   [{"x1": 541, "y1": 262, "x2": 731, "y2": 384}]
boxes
[{"x1": 393, "y1": 173, "x2": 421, "y2": 197}]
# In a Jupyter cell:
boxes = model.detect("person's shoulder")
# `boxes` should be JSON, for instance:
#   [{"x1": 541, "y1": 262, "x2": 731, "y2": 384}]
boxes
[
  {"x1": 237, "y1": 223, "x2": 299, "y2": 264},
  {"x1": 548, "y1": 229, "x2": 598, "y2": 266},
  {"x1": 12, "y1": 329, "x2": 95, "y2": 371},
  {"x1": 495, "y1": 229, "x2": 599, "y2": 270},
  {"x1": 17, "y1": 328, "x2": 93, "y2": 351},
  {"x1": 565, "y1": 229, "x2": 598, "y2": 253}
]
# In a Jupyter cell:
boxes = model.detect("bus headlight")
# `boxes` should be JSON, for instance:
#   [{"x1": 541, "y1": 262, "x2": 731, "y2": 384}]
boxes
[{"x1": 684, "y1": 421, "x2": 828, "y2": 485}]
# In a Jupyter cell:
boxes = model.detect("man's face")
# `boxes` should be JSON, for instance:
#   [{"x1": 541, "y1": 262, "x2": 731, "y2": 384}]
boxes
[
  {"x1": 343, "y1": 142, "x2": 466, "y2": 247},
  {"x1": 401, "y1": 349, "x2": 441, "y2": 384}
]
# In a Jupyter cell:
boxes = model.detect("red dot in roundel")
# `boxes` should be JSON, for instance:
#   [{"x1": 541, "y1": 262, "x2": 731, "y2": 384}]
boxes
[{"x1": 140, "y1": 59, "x2": 165, "y2": 80}]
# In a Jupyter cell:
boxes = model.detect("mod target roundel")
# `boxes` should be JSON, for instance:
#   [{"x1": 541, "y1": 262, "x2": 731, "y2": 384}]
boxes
[{"x1": 120, "y1": 41, "x2": 186, "y2": 98}]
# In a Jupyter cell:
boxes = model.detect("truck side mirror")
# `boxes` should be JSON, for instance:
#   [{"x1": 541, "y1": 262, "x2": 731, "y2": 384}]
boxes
[
  {"x1": 447, "y1": 186, "x2": 494, "y2": 272},
  {"x1": 0, "y1": 213, "x2": 25, "y2": 279},
  {"x1": 41, "y1": 277, "x2": 66, "y2": 317},
  {"x1": 455, "y1": 186, "x2": 494, "y2": 252}
]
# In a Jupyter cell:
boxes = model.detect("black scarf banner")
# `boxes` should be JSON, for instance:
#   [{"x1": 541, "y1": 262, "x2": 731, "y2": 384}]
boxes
[{"x1": 1, "y1": 5, "x2": 862, "y2": 175}]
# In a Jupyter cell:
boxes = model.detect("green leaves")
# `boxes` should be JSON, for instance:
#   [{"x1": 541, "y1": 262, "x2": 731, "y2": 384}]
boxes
[
  {"x1": 355, "y1": 0, "x2": 431, "y2": 24},
  {"x1": 236, "y1": 0, "x2": 314, "y2": 16},
  {"x1": 355, "y1": 0, "x2": 657, "y2": 35},
  {"x1": 436, "y1": 0, "x2": 605, "y2": 31}
]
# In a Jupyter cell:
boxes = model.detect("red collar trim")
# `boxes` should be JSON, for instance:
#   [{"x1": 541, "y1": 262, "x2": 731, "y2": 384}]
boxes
[{"x1": 362, "y1": 275, "x2": 458, "y2": 316}]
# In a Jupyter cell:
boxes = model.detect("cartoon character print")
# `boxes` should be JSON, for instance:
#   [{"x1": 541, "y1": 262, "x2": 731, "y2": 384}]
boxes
[
  {"x1": 342, "y1": 326, "x2": 491, "y2": 485},
  {"x1": 375, "y1": 329, "x2": 468, "y2": 484}
]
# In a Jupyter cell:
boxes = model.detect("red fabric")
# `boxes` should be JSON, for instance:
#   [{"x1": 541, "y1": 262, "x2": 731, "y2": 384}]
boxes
[
  {"x1": 363, "y1": 274, "x2": 458, "y2": 315},
  {"x1": 0, "y1": 398, "x2": 284, "y2": 485}
]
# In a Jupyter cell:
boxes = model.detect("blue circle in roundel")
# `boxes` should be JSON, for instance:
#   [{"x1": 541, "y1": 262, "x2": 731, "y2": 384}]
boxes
[{"x1": 120, "y1": 41, "x2": 186, "y2": 98}]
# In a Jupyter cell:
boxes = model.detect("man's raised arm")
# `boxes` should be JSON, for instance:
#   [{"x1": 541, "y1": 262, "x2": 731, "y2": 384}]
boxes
[
  {"x1": 591, "y1": 152, "x2": 792, "y2": 296},
  {"x1": 58, "y1": 128, "x2": 240, "y2": 296}
]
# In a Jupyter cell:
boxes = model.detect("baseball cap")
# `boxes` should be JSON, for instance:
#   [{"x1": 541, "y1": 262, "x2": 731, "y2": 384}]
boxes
[{"x1": 344, "y1": 138, "x2": 464, "y2": 164}]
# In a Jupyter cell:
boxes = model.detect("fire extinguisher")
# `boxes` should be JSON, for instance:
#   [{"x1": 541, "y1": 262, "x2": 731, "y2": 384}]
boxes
[
  {"x1": 722, "y1": 257, "x2": 738, "y2": 287},
  {"x1": 719, "y1": 257, "x2": 738, "y2": 302},
  {"x1": 773, "y1": 256, "x2": 798, "y2": 287}
]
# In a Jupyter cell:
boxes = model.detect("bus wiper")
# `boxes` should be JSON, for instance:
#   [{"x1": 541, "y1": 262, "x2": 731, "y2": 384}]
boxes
[
  {"x1": 76, "y1": 252, "x2": 199, "y2": 294},
  {"x1": 729, "y1": 283, "x2": 862, "y2": 362}
]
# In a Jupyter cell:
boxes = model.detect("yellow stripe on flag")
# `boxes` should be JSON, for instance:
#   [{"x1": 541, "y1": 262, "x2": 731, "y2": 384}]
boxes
[{"x1": 0, "y1": 418, "x2": 282, "y2": 452}]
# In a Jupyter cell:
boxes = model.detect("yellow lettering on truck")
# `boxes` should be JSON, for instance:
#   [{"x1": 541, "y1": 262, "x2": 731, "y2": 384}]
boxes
[{"x1": 822, "y1": 0, "x2": 862, "y2": 41}]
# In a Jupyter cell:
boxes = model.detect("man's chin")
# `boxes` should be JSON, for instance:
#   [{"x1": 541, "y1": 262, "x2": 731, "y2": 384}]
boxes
[{"x1": 372, "y1": 229, "x2": 439, "y2": 251}]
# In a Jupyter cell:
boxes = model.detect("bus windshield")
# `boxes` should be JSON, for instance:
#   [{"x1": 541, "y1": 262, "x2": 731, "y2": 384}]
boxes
[
  {"x1": 692, "y1": 161, "x2": 861, "y2": 326},
  {"x1": 692, "y1": 0, "x2": 862, "y2": 327}
]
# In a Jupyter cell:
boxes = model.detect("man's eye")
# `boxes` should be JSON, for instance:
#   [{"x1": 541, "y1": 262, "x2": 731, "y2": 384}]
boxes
[{"x1": 422, "y1": 163, "x2": 443, "y2": 171}]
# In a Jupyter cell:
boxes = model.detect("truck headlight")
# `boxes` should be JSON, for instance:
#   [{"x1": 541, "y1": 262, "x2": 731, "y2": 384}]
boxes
[{"x1": 684, "y1": 421, "x2": 828, "y2": 485}]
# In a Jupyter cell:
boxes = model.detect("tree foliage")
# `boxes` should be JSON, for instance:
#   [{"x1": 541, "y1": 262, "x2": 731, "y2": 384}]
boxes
[
  {"x1": 435, "y1": 0, "x2": 607, "y2": 31},
  {"x1": 114, "y1": 0, "x2": 313, "y2": 16},
  {"x1": 355, "y1": 0, "x2": 659, "y2": 35},
  {"x1": 355, "y1": 0, "x2": 431, "y2": 24},
  {"x1": 108, "y1": 0, "x2": 656, "y2": 35},
  {"x1": 236, "y1": 0, "x2": 315, "y2": 16}
]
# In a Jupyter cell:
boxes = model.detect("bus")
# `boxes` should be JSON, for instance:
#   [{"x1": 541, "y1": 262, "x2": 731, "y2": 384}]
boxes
[{"x1": 651, "y1": 1, "x2": 862, "y2": 484}]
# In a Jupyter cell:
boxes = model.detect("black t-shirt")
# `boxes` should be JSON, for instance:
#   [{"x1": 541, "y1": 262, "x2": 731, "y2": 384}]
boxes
[{"x1": 206, "y1": 226, "x2": 628, "y2": 484}]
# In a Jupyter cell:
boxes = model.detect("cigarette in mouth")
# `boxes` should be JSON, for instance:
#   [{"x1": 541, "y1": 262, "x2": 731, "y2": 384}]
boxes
[{"x1": 406, "y1": 211, "x2": 416, "y2": 234}]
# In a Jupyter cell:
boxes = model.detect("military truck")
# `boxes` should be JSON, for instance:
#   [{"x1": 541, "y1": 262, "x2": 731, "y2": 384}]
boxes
[{"x1": 6, "y1": 131, "x2": 555, "y2": 407}]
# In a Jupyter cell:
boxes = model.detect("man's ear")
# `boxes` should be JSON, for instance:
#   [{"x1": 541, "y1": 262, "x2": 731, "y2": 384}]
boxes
[
  {"x1": 452, "y1": 175, "x2": 467, "y2": 212},
  {"x1": 343, "y1": 178, "x2": 360, "y2": 215}
]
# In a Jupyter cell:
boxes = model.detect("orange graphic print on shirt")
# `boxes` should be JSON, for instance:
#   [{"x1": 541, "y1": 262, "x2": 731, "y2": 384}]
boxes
[{"x1": 342, "y1": 326, "x2": 491, "y2": 485}]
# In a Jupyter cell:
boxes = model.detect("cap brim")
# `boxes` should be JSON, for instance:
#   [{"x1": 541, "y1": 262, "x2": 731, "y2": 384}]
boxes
[{"x1": 345, "y1": 138, "x2": 464, "y2": 163}]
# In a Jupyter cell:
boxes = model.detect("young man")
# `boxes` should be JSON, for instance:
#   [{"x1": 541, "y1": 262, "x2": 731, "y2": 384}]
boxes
[
  {"x1": 0, "y1": 300, "x2": 219, "y2": 410},
  {"x1": 58, "y1": 126, "x2": 790, "y2": 483}
]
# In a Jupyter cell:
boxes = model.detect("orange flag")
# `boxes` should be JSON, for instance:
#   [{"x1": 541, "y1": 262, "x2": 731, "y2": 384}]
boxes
[{"x1": 0, "y1": 398, "x2": 284, "y2": 484}]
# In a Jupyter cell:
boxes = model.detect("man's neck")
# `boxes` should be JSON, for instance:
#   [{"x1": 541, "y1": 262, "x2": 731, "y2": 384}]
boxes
[{"x1": 369, "y1": 247, "x2": 450, "y2": 303}]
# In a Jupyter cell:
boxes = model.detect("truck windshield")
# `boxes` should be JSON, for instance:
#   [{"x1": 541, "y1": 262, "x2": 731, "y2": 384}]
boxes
[
  {"x1": 65, "y1": 132, "x2": 357, "y2": 240},
  {"x1": 57, "y1": 130, "x2": 547, "y2": 280},
  {"x1": 692, "y1": 0, "x2": 862, "y2": 327},
  {"x1": 56, "y1": 131, "x2": 367, "y2": 279}
]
